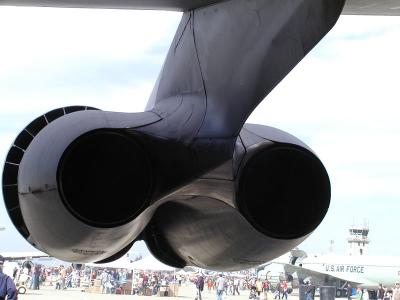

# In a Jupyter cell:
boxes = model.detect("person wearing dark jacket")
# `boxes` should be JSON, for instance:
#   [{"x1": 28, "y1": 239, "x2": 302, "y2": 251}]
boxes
[
  {"x1": 377, "y1": 284, "x2": 385, "y2": 300},
  {"x1": 347, "y1": 283, "x2": 352, "y2": 300},
  {"x1": 274, "y1": 282, "x2": 282, "y2": 299},
  {"x1": 0, "y1": 255, "x2": 17, "y2": 300},
  {"x1": 305, "y1": 282, "x2": 315, "y2": 300},
  {"x1": 196, "y1": 274, "x2": 205, "y2": 300}
]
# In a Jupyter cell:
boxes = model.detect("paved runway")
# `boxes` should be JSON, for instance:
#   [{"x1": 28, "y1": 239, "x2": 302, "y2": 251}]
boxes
[{"x1": 18, "y1": 285, "x2": 300, "y2": 300}]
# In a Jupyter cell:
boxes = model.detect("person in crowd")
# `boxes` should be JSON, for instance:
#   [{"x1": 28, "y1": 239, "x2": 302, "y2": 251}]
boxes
[
  {"x1": 119, "y1": 269, "x2": 127, "y2": 284},
  {"x1": 12, "y1": 267, "x2": 18, "y2": 282},
  {"x1": 240, "y1": 278, "x2": 246, "y2": 291},
  {"x1": 263, "y1": 280, "x2": 269, "y2": 292},
  {"x1": 29, "y1": 265, "x2": 35, "y2": 289},
  {"x1": 233, "y1": 277, "x2": 240, "y2": 296},
  {"x1": 59, "y1": 265, "x2": 66, "y2": 290},
  {"x1": 208, "y1": 277, "x2": 214, "y2": 292},
  {"x1": 347, "y1": 284, "x2": 353, "y2": 300},
  {"x1": 91, "y1": 270, "x2": 96, "y2": 280},
  {"x1": 196, "y1": 274, "x2": 205, "y2": 300},
  {"x1": 274, "y1": 282, "x2": 282, "y2": 299},
  {"x1": 393, "y1": 282, "x2": 400, "y2": 300},
  {"x1": 33, "y1": 264, "x2": 41, "y2": 290},
  {"x1": 177, "y1": 274, "x2": 182, "y2": 286},
  {"x1": 224, "y1": 277, "x2": 229, "y2": 295},
  {"x1": 151, "y1": 277, "x2": 158, "y2": 295},
  {"x1": 55, "y1": 272, "x2": 62, "y2": 290},
  {"x1": 305, "y1": 281, "x2": 315, "y2": 300},
  {"x1": 377, "y1": 283, "x2": 385, "y2": 300},
  {"x1": 229, "y1": 278, "x2": 235, "y2": 295},
  {"x1": 281, "y1": 281, "x2": 288, "y2": 300},
  {"x1": 357, "y1": 288, "x2": 368, "y2": 300},
  {"x1": 142, "y1": 272, "x2": 149, "y2": 295},
  {"x1": 66, "y1": 270, "x2": 73, "y2": 288},
  {"x1": 256, "y1": 279, "x2": 263, "y2": 297},
  {"x1": 250, "y1": 277, "x2": 256, "y2": 290},
  {"x1": 100, "y1": 270, "x2": 112, "y2": 294},
  {"x1": 0, "y1": 255, "x2": 17, "y2": 300},
  {"x1": 249, "y1": 282, "x2": 257, "y2": 299},
  {"x1": 383, "y1": 287, "x2": 391, "y2": 300},
  {"x1": 216, "y1": 273, "x2": 225, "y2": 300},
  {"x1": 138, "y1": 274, "x2": 144, "y2": 295},
  {"x1": 263, "y1": 280, "x2": 269, "y2": 299},
  {"x1": 72, "y1": 269, "x2": 80, "y2": 288}
]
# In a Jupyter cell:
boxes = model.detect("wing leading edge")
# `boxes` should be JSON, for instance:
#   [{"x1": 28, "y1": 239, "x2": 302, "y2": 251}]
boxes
[
  {"x1": 0, "y1": 0, "x2": 225, "y2": 10},
  {"x1": 1, "y1": 0, "x2": 400, "y2": 15},
  {"x1": 343, "y1": 0, "x2": 400, "y2": 16}
]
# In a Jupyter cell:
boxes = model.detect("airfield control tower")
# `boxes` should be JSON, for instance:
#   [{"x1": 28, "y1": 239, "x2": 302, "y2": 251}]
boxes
[{"x1": 347, "y1": 223, "x2": 370, "y2": 256}]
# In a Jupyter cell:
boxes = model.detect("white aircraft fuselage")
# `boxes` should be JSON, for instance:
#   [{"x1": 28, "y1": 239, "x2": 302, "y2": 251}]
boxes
[
  {"x1": 294, "y1": 254, "x2": 400, "y2": 290},
  {"x1": 262, "y1": 253, "x2": 400, "y2": 291}
]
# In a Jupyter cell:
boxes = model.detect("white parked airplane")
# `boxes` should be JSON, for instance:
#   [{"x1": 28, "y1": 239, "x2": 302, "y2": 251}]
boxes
[
  {"x1": 1, "y1": 251, "x2": 50, "y2": 261},
  {"x1": 260, "y1": 250, "x2": 400, "y2": 297},
  {"x1": 1, "y1": 251, "x2": 50, "y2": 278},
  {"x1": 0, "y1": 252, "x2": 49, "y2": 295}
]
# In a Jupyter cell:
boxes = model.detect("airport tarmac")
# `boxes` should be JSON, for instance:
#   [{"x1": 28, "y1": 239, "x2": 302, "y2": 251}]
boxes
[{"x1": 18, "y1": 284, "x2": 301, "y2": 300}]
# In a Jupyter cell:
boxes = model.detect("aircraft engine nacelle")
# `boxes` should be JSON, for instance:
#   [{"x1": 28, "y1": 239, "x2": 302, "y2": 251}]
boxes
[
  {"x1": 2, "y1": 107, "x2": 162, "y2": 262},
  {"x1": 2, "y1": 108, "x2": 330, "y2": 269},
  {"x1": 140, "y1": 125, "x2": 330, "y2": 270},
  {"x1": 236, "y1": 124, "x2": 330, "y2": 241}
]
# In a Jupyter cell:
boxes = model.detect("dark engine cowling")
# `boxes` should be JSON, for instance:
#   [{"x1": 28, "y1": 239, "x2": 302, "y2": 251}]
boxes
[
  {"x1": 2, "y1": 107, "x2": 162, "y2": 262},
  {"x1": 143, "y1": 124, "x2": 330, "y2": 270},
  {"x1": 236, "y1": 124, "x2": 330, "y2": 241},
  {"x1": 2, "y1": 108, "x2": 330, "y2": 270}
]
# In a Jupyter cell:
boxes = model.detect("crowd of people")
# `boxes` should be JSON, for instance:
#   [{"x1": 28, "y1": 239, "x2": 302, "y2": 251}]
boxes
[
  {"x1": 131, "y1": 271, "x2": 177, "y2": 295},
  {"x1": 193, "y1": 273, "x2": 277, "y2": 300},
  {"x1": 0, "y1": 257, "x2": 303, "y2": 300},
  {"x1": 4, "y1": 253, "x2": 400, "y2": 300},
  {"x1": 10, "y1": 263, "x2": 84, "y2": 290},
  {"x1": 351, "y1": 282, "x2": 400, "y2": 300}
]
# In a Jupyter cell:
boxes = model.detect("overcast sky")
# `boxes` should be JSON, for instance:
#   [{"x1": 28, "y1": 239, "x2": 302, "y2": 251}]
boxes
[{"x1": 1, "y1": 7, "x2": 400, "y2": 259}]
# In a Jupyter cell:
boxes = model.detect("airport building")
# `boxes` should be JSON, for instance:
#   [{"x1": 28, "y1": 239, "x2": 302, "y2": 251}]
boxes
[{"x1": 347, "y1": 224, "x2": 370, "y2": 256}]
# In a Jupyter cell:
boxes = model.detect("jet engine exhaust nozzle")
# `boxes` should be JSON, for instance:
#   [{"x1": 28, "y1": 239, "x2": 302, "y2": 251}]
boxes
[
  {"x1": 237, "y1": 125, "x2": 331, "y2": 240},
  {"x1": 58, "y1": 130, "x2": 153, "y2": 228}
]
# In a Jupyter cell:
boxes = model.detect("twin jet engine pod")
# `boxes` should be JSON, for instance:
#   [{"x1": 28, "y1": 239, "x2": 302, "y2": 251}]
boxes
[
  {"x1": 236, "y1": 124, "x2": 330, "y2": 240},
  {"x1": 2, "y1": 107, "x2": 330, "y2": 270},
  {"x1": 142, "y1": 124, "x2": 330, "y2": 270}
]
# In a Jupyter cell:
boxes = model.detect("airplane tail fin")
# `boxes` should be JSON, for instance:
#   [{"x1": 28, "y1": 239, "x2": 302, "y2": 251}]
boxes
[{"x1": 146, "y1": 0, "x2": 345, "y2": 139}]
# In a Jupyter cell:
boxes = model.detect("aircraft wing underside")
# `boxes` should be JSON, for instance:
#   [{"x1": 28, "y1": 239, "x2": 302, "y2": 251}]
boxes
[{"x1": 1, "y1": 0, "x2": 400, "y2": 15}]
